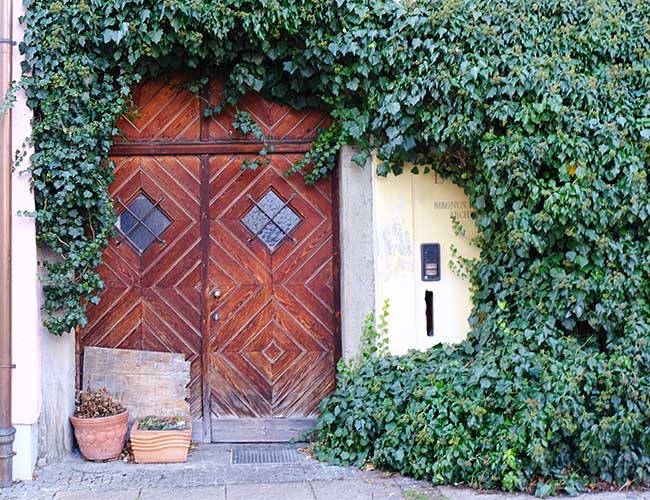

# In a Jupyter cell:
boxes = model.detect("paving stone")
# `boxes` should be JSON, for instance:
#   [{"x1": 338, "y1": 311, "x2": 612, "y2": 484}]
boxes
[
  {"x1": 139, "y1": 486, "x2": 226, "y2": 500},
  {"x1": 437, "y1": 486, "x2": 650, "y2": 500},
  {"x1": 311, "y1": 478, "x2": 403, "y2": 500},
  {"x1": 226, "y1": 481, "x2": 315, "y2": 500},
  {"x1": 184, "y1": 443, "x2": 231, "y2": 466},
  {"x1": 225, "y1": 463, "x2": 312, "y2": 484},
  {"x1": 0, "y1": 489, "x2": 55, "y2": 500},
  {"x1": 53, "y1": 491, "x2": 139, "y2": 500},
  {"x1": 4, "y1": 445, "x2": 650, "y2": 500}
]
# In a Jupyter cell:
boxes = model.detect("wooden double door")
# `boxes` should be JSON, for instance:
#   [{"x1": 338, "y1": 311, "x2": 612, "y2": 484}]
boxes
[{"x1": 81, "y1": 79, "x2": 339, "y2": 442}]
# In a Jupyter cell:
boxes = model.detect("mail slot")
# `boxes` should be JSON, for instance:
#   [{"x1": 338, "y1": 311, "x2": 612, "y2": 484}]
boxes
[
  {"x1": 425, "y1": 290, "x2": 434, "y2": 337},
  {"x1": 421, "y1": 243, "x2": 441, "y2": 281}
]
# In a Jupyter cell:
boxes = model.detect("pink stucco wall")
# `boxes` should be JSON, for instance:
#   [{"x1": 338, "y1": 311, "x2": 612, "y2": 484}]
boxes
[
  {"x1": 11, "y1": 0, "x2": 41, "y2": 428},
  {"x1": 10, "y1": 0, "x2": 41, "y2": 480}
]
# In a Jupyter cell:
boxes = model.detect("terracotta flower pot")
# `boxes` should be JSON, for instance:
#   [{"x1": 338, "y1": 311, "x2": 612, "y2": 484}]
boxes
[
  {"x1": 130, "y1": 417, "x2": 192, "y2": 463},
  {"x1": 69, "y1": 411, "x2": 129, "y2": 461}
]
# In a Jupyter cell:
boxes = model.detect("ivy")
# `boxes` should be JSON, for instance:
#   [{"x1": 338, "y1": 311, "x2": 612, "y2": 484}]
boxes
[
  {"x1": 231, "y1": 110, "x2": 275, "y2": 171},
  {"x1": 19, "y1": 0, "x2": 650, "y2": 490},
  {"x1": 315, "y1": 326, "x2": 650, "y2": 494},
  {"x1": 285, "y1": 121, "x2": 343, "y2": 183},
  {"x1": 0, "y1": 81, "x2": 18, "y2": 116}
]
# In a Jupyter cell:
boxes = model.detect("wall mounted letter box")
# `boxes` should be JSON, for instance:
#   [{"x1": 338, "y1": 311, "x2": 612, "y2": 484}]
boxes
[
  {"x1": 425, "y1": 290, "x2": 434, "y2": 337},
  {"x1": 421, "y1": 243, "x2": 441, "y2": 281}
]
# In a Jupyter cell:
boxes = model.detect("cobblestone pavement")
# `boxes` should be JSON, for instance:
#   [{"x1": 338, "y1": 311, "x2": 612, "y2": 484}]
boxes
[{"x1": 1, "y1": 444, "x2": 649, "y2": 500}]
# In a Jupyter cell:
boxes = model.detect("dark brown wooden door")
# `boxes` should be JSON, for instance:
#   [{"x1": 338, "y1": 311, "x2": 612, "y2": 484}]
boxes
[
  {"x1": 207, "y1": 154, "x2": 337, "y2": 441},
  {"x1": 82, "y1": 78, "x2": 339, "y2": 442},
  {"x1": 82, "y1": 155, "x2": 205, "y2": 422}
]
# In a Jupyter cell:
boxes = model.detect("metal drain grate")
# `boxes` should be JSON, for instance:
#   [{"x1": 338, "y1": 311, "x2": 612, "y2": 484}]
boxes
[{"x1": 231, "y1": 447, "x2": 309, "y2": 465}]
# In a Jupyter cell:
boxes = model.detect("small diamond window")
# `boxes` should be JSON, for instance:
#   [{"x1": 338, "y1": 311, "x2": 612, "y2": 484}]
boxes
[
  {"x1": 242, "y1": 191, "x2": 300, "y2": 252},
  {"x1": 116, "y1": 194, "x2": 171, "y2": 254}
]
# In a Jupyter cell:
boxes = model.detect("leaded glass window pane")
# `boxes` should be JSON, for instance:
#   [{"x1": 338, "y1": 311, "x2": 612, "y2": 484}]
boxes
[
  {"x1": 116, "y1": 194, "x2": 171, "y2": 253},
  {"x1": 242, "y1": 191, "x2": 300, "y2": 251}
]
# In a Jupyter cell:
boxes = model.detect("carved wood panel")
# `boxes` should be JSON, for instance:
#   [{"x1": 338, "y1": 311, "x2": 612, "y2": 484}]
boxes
[
  {"x1": 206, "y1": 81, "x2": 330, "y2": 142},
  {"x1": 115, "y1": 76, "x2": 201, "y2": 143},
  {"x1": 207, "y1": 154, "x2": 338, "y2": 428},
  {"x1": 82, "y1": 155, "x2": 204, "y2": 420}
]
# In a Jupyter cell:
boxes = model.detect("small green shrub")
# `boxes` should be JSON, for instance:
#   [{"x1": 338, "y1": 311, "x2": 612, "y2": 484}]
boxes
[
  {"x1": 137, "y1": 416, "x2": 189, "y2": 431},
  {"x1": 315, "y1": 317, "x2": 650, "y2": 495}
]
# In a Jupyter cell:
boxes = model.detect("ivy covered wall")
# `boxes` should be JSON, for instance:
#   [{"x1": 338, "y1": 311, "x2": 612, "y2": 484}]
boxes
[
  {"x1": 21, "y1": 0, "x2": 649, "y2": 338},
  {"x1": 19, "y1": 0, "x2": 650, "y2": 490}
]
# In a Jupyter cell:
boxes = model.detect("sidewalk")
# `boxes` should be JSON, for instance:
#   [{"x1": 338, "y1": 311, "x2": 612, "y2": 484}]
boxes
[{"x1": 1, "y1": 444, "x2": 649, "y2": 500}]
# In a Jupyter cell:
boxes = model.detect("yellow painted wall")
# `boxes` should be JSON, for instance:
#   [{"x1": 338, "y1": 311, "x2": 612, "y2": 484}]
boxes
[{"x1": 372, "y1": 162, "x2": 479, "y2": 354}]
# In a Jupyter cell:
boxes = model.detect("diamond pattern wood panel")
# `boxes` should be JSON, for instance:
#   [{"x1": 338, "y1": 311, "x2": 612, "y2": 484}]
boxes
[
  {"x1": 207, "y1": 154, "x2": 337, "y2": 420},
  {"x1": 115, "y1": 77, "x2": 330, "y2": 144},
  {"x1": 82, "y1": 155, "x2": 204, "y2": 419},
  {"x1": 206, "y1": 81, "x2": 330, "y2": 142},
  {"x1": 115, "y1": 77, "x2": 201, "y2": 143}
]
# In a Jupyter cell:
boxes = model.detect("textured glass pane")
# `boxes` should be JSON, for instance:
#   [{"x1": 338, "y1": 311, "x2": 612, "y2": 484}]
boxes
[
  {"x1": 117, "y1": 195, "x2": 171, "y2": 253},
  {"x1": 242, "y1": 191, "x2": 300, "y2": 251}
]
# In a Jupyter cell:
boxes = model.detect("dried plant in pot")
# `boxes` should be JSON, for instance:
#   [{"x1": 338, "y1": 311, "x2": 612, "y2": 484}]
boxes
[
  {"x1": 69, "y1": 387, "x2": 128, "y2": 461},
  {"x1": 131, "y1": 416, "x2": 192, "y2": 463}
]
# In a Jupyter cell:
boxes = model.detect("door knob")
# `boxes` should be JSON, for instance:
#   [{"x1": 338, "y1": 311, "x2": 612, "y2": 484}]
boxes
[
  {"x1": 212, "y1": 312, "x2": 220, "y2": 321},
  {"x1": 212, "y1": 288, "x2": 221, "y2": 298}
]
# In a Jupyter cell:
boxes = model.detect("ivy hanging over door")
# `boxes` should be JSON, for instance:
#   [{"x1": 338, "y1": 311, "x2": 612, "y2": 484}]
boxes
[
  {"x1": 18, "y1": 0, "x2": 650, "y2": 490},
  {"x1": 21, "y1": 0, "x2": 650, "y2": 350}
]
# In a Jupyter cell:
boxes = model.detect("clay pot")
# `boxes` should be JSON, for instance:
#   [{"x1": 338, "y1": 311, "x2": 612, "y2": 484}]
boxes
[
  {"x1": 130, "y1": 417, "x2": 192, "y2": 463},
  {"x1": 69, "y1": 411, "x2": 129, "y2": 461}
]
